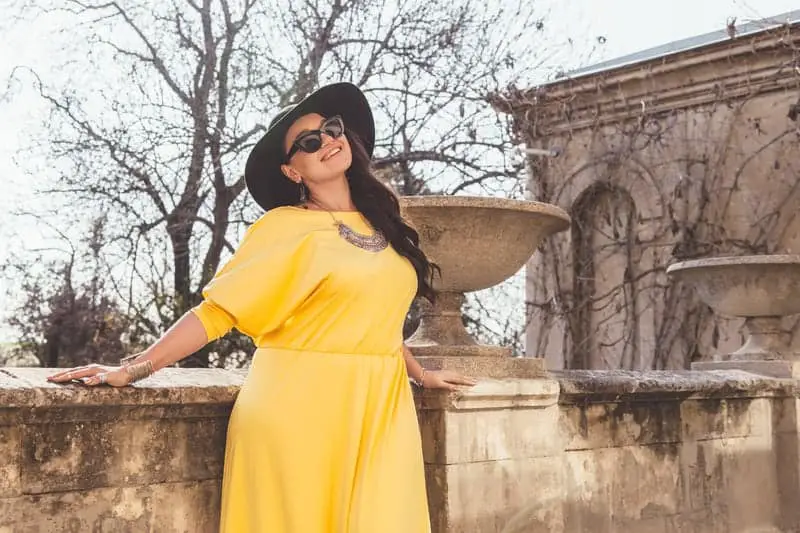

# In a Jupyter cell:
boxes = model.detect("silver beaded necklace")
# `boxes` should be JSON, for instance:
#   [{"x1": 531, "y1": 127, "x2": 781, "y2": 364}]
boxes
[{"x1": 306, "y1": 199, "x2": 388, "y2": 253}]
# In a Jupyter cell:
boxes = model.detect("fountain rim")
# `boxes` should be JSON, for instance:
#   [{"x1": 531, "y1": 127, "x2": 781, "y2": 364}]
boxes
[
  {"x1": 667, "y1": 254, "x2": 800, "y2": 275},
  {"x1": 399, "y1": 195, "x2": 571, "y2": 223}
]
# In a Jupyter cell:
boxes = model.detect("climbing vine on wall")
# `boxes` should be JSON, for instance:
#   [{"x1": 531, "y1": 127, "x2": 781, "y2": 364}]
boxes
[{"x1": 499, "y1": 23, "x2": 800, "y2": 369}]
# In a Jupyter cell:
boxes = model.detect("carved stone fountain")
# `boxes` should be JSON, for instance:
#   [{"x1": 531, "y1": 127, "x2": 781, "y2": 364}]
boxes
[
  {"x1": 400, "y1": 196, "x2": 570, "y2": 378},
  {"x1": 666, "y1": 255, "x2": 800, "y2": 377}
]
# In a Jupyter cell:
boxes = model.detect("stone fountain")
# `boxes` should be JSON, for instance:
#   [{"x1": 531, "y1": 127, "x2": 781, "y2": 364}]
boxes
[
  {"x1": 666, "y1": 255, "x2": 800, "y2": 378},
  {"x1": 399, "y1": 196, "x2": 570, "y2": 378}
]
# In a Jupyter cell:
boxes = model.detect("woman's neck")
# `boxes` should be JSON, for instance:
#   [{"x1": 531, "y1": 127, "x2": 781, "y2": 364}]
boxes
[{"x1": 306, "y1": 175, "x2": 356, "y2": 211}]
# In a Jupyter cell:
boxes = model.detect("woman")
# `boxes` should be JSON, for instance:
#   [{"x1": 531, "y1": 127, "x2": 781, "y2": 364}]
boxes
[{"x1": 47, "y1": 82, "x2": 476, "y2": 532}]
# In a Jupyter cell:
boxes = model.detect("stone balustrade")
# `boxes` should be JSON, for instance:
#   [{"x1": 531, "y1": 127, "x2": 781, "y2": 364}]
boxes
[{"x1": 1, "y1": 366, "x2": 798, "y2": 532}]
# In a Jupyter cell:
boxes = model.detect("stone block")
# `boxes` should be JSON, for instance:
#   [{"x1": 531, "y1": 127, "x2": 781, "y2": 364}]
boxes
[
  {"x1": 20, "y1": 411, "x2": 228, "y2": 494},
  {"x1": 681, "y1": 399, "x2": 728, "y2": 441},
  {"x1": 0, "y1": 419, "x2": 21, "y2": 499},
  {"x1": 680, "y1": 435, "x2": 779, "y2": 528},
  {"x1": 705, "y1": 436, "x2": 778, "y2": 531},
  {"x1": 419, "y1": 408, "x2": 446, "y2": 465},
  {"x1": 773, "y1": 431, "x2": 800, "y2": 531},
  {"x1": 722, "y1": 398, "x2": 772, "y2": 438},
  {"x1": 560, "y1": 400, "x2": 681, "y2": 451},
  {"x1": 562, "y1": 449, "x2": 614, "y2": 533},
  {"x1": 681, "y1": 397, "x2": 770, "y2": 443},
  {"x1": 439, "y1": 457, "x2": 564, "y2": 533},
  {"x1": 771, "y1": 397, "x2": 800, "y2": 435},
  {"x1": 679, "y1": 441, "x2": 725, "y2": 512},
  {"x1": 612, "y1": 516, "x2": 670, "y2": 533},
  {"x1": 666, "y1": 508, "x2": 729, "y2": 533},
  {"x1": 0, "y1": 480, "x2": 220, "y2": 533},
  {"x1": 441, "y1": 406, "x2": 561, "y2": 464},
  {"x1": 418, "y1": 378, "x2": 561, "y2": 465},
  {"x1": 610, "y1": 444, "x2": 682, "y2": 520}
]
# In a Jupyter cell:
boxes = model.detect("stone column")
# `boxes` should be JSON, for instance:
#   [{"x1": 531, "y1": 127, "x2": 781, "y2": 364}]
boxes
[{"x1": 415, "y1": 378, "x2": 562, "y2": 533}]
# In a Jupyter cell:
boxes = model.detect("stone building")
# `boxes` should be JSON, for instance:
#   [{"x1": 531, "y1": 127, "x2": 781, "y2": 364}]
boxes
[{"x1": 493, "y1": 11, "x2": 800, "y2": 370}]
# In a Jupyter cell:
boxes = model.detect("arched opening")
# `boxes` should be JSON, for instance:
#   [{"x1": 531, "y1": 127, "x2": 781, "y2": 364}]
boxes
[{"x1": 570, "y1": 182, "x2": 639, "y2": 369}]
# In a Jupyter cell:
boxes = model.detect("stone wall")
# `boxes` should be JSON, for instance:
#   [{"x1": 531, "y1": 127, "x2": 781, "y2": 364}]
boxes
[
  {"x1": 3, "y1": 367, "x2": 798, "y2": 532},
  {"x1": 423, "y1": 369, "x2": 797, "y2": 533},
  {"x1": 0, "y1": 367, "x2": 244, "y2": 533}
]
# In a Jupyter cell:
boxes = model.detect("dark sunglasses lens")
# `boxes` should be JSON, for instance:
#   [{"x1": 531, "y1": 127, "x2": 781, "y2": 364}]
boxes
[
  {"x1": 297, "y1": 135, "x2": 323, "y2": 153},
  {"x1": 322, "y1": 117, "x2": 344, "y2": 138}
]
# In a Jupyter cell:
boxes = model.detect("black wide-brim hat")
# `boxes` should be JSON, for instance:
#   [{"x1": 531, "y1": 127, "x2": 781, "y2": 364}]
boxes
[{"x1": 244, "y1": 82, "x2": 375, "y2": 211}]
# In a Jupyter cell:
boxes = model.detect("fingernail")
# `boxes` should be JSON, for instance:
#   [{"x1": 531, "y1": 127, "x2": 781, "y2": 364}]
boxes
[{"x1": 79, "y1": 377, "x2": 91, "y2": 384}]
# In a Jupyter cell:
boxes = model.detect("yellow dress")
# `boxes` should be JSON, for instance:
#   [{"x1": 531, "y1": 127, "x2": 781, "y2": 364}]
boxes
[{"x1": 191, "y1": 206, "x2": 431, "y2": 533}]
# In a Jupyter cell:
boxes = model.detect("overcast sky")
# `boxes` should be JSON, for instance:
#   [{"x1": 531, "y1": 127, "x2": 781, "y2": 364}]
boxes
[{"x1": 0, "y1": 0, "x2": 797, "y2": 342}]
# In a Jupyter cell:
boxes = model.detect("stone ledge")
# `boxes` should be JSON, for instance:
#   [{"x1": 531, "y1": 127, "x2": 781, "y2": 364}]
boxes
[
  {"x1": 0, "y1": 368, "x2": 246, "y2": 408},
  {"x1": 553, "y1": 369, "x2": 796, "y2": 404},
  {"x1": 415, "y1": 378, "x2": 560, "y2": 411}
]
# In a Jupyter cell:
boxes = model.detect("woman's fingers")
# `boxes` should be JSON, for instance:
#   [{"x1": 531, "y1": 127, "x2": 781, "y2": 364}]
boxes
[
  {"x1": 80, "y1": 373, "x2": 108, "y2": 386},
  {"x1": 47, "y1": 365, "x2": 102, "y2": 383},
  {"x1": 440, "y1": 371, "x2": 477, "y2": 386}
]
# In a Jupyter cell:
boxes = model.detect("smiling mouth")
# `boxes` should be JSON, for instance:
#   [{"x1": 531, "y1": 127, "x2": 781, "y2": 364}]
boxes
[{"x1": 321, "y1": 145, "x2": 343, "y2": 162}]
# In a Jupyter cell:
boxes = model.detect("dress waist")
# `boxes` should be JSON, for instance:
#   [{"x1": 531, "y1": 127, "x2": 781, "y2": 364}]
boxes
[{"x1": 255, "y1": 344, "x2": 402, "y2": 358}]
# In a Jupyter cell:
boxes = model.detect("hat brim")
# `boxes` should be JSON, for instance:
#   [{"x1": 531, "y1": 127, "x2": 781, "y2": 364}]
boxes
[{"x1": 244, "y1": 82, "x2": 375, "y2": 211}]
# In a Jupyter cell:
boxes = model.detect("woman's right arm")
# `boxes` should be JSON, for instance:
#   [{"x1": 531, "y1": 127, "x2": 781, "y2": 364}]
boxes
[
  {"x1": 46, "y1": 310, "x2": 211, "y2": 387},
  {"x1": 127, "y1": 310, "x2": 210, "y2": 370}
]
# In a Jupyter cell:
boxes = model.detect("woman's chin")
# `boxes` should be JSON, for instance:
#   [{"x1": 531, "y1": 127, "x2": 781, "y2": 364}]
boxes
[{"x1": 319, "y1": 156, "x2": 352, "y2": 176}]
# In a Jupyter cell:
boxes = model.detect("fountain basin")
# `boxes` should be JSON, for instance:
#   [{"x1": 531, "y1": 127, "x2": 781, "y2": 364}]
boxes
[
  {"x1": 400, "y1": 196, "x2": 570, "y2": 363},
  {"x1": 666, "y1": 254, "x2": 800, "y2": 377}
]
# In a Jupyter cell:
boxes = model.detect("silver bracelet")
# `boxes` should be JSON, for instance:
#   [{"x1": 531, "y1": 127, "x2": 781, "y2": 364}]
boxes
[{"x1": 411, "y1": 368, "x2": 427, "y2": 388}]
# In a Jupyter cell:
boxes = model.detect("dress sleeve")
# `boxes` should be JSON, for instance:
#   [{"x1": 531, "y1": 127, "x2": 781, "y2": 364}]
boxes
[{"x1": 190, "y1": 217, "x2": 327, "y2": 341}]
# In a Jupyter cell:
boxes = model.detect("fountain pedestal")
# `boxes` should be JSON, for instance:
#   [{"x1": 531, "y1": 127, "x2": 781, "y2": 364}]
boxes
[
  {"x1": 667, "y1": 255, "x2": 800, "y2": 378},
  {"x1": 400, "y1": 196, "x2": 570, "y2": 378}
]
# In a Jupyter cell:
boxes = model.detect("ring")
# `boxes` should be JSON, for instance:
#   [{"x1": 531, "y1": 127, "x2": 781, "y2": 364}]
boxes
[{"x1": 98, "y1": 373, "x2": 107, "y2": 385}]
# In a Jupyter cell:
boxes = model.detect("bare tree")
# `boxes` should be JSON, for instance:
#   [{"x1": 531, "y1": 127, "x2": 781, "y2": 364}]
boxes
[
  {"x1": 5, "y1": 0, "x2": 585, "y2": 365},
  {"x1": 2, "y1": 217, "x2": 138, "y2": 367}
]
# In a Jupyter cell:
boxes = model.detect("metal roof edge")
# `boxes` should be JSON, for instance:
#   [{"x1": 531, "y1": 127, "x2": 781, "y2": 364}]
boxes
[{"x1": 546, "y1": 9, "x2": 800, "y2": 85}]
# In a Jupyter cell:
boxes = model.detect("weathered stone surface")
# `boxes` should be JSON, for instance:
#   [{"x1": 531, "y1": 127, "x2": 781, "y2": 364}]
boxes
[
  {"x1": 0, "y1": 480, "x2": 220, "y2": 532},
  {"x1": 0, "y1": 368, "x2": 244, "y2": 408},
  {"x1": 0, "y1": 368, "x2": 237, "y2": 531},
  {"x1": 422, "y1": 372, "x2": 793, "y2": 533},
  {"x1": 561, "y1": 400, "x2": 682, "y2": 450},
  {"x1": 0, "y1": 420, "x2": 21, "y2": 499},
  {"x1": 2, "y1": 366, "x2": 799, "y2": 533},
  {"x1": 442, "y1": 407, "x2": 560, "y2": 464},
  {"x1": 20, "y1": 413, "x2": 228, "y2": 494},
  {"x1": 554, "y1": 369, "x2": 794, "y2": 402},
  {"x1": 693, "y1": 360, "x2": 800, "y2": 379},
  {"x1": 442, "y1": 457, "x2": 564, "y2": 533},
  {"x1": 414, "y1": 355, "x2": 548, "y2": 380}
]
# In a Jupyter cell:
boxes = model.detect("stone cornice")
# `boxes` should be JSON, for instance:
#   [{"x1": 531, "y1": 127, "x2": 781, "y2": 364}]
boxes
[{"x1": 493, "y1": 23, "x2": 800, "y2": 136}]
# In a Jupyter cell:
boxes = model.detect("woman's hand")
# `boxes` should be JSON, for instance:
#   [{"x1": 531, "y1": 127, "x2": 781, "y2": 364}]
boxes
[
  {"x1": 46, "y1": 364, "x2": 133, "y2": 387},
  {"x1": 423, "y1": 370, "x2": 477, "y2": 391}
]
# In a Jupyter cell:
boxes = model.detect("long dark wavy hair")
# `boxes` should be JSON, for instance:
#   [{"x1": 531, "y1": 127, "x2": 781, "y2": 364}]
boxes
[
  {"x1": 343, "y1": 130, "x2": 439, "y2": 302},
  {"x1": 272, "y1": 128, "x2": 439, "y2": 302}
]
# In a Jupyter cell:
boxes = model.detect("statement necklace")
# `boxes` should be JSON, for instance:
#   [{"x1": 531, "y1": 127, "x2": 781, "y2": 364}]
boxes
[{"x1": 305, "y1": 200, "x2": 388, "y2": 252}]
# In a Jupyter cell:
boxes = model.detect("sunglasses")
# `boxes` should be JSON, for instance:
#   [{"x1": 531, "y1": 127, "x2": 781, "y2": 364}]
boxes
[{"x1": 285, "y1": 115, "x2": 345, "y2": 161}]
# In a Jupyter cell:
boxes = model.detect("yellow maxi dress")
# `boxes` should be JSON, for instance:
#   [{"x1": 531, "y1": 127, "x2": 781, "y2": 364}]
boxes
[{"x1": 191, "y1": 206, "x2": 431, "y2": 533}]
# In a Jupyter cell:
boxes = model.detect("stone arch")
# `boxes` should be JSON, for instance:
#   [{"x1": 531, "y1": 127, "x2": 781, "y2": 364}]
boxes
[
  {"x1": 554, "y1": 154, "x2": 667, "y2": 227},
  {"x1": 569, "y1": 182, "x2": 640, "y2": 369}
]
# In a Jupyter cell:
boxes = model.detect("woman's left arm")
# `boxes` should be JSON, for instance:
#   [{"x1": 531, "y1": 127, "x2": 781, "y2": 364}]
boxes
[{"x1": 402, "y1": 344, "x2": 477, "y2": 391}]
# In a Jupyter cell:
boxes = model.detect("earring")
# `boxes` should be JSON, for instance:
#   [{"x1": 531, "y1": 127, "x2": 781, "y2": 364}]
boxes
[{"x1": 298, "y1": 180, "x2": 307, "y2": 203}]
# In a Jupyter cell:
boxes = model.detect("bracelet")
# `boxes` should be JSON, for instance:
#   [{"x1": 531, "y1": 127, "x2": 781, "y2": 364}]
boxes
[
  {"x1": 411, "y1": 368, "x2": 427, "y2": 388},
  {"x1": 124, "y1": 360, "x2": 155, "y2": 382}
]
